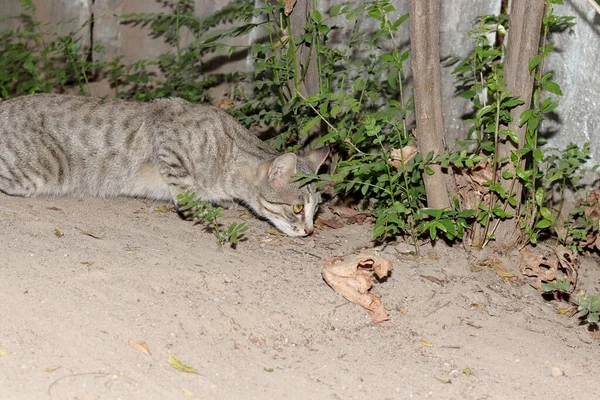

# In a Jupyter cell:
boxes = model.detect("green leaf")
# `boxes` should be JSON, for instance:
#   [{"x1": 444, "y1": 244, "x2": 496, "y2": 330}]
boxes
[
  {"x1": 541, "y1": 282, "x2": 556, "y2": 292},
  {"x1": 535, "y1": 187, "x2": 544, "y2": 208},
  {"x1": 528, "y1": 55, "x2": 543, "y2": 72},
  {"x1": 301, "y1": 116, "x2": 321, "y2": 135},
  {"x1": 329, "y1": 4, "x2": 342, "y2": 17},
  {"x1": 532, "y1": 148, "x2": 543, "y2": 163},
  {"x1": 535, "y1": 219, "x2": 552, "y2": 229},
  {"x1": 542, "y1": 81, "x2": 563, "y2": 96},
  {"x1": 518, "y1": 109, "x2": 534, "y2": 127},
  {"x1": 540, "y1": 207, "x2": 553, "y2": 220}
]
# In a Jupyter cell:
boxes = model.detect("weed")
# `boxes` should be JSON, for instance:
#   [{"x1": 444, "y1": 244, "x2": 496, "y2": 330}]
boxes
[{"x1": 177, "y1": 191, "x2": 248, "y2": 247}]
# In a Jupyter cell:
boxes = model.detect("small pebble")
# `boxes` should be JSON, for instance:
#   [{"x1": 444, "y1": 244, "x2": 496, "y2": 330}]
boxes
[{"x1": 551, "y1": 367, "x2": 564, "y2": 377}]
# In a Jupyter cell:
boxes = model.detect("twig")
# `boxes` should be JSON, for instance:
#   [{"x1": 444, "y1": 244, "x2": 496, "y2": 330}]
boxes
[
  {"x1": 48, "y1": 371, "x2": 129, "y2": 396},
  {"x1": 586, "y1": 0, "x2": 600, "y2": 15},
  {"x1": 425, "y1": 301, "x2": 451, "y2": 318}
]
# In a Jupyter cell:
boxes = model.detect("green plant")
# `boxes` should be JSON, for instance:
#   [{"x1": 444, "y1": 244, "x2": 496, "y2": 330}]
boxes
[
  {"x1": 448, "y1": 1, "x2": 581, "y2": 249},
  {"x1": 177, "y1": 191, "x2": 248, "y2": 247},
  {"x1": 0, "y1": 0, "x2": 104, "y2": 98},
  {"x1": 574, "y1": 291, "x2": 600, "y2": 324},
  {"x1": 118, "y1": 0, "x2": 252, "y2": 103}
]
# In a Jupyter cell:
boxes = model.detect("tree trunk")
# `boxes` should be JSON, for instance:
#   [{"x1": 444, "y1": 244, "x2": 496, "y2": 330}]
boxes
[
  {"x1": 289, "y1": 0, "x2": 319, "y2": 97},
  {"x1": 409, "y1": 0, "x2": 450, "y2": 209},
  {"x1": 493, "y1": 0, "x2": 544, "y2": 249}
]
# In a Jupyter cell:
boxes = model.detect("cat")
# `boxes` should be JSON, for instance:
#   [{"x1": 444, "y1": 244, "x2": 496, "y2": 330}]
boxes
[{"x1": 0, "y1": 94, "x2": 329, "y2": 237}]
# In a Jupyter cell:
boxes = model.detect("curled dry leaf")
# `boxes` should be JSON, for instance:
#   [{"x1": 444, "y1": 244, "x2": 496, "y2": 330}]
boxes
[
  {"x1": 322, "y1": 253, "x2": 393, "y2": 323},
  {"x1": 128, "y1": 339, "x2": 151, "y2": 355},
  {"x1": 388, "y1": 145, "x2": 418, "y2": 169},
  {"x1": 75, "y1": 227, "x2": 103, "y2": 239},
  {"x1": 454, "y1": 160, "x2": 493, "y2": 211},
  {"x1": 214, "y1": 98, "x2": 233, "y2": 110},
  {"x1": 316, "y1": 216, "x2": 344, "y2": 229},
  {"x1": 283, "y1": 0, "x2": 297, "y2": 15},
  {"x1": 519, "y1": 245, "x2": 578, "y2": 293},
  {"x1": 330, "y1": 205, "x2": 371, "y2": 225}
]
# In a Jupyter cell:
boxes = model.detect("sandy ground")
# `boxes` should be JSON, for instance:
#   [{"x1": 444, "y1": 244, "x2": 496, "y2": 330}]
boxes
[{"x1": 1, "y1": 194, "x2": 599, "y2": 400}]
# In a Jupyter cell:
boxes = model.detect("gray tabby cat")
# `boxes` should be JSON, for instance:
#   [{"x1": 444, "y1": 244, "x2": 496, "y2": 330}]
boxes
[{"x1": 0, "y1": 94, "x2": 329, "y2": 236}]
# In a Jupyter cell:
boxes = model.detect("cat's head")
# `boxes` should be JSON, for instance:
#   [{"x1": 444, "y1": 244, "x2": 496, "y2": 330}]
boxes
[{"x1": 254, "y1": 146, "x2": 329, "y2": 237}]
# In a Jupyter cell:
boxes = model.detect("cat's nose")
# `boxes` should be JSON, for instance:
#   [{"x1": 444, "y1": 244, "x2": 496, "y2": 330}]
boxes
[{"x1": 304, "y1": 226, "x2": 314, "y2": 236}]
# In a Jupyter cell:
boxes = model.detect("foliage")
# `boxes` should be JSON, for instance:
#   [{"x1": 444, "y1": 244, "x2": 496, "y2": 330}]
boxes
[
  {"x1": 117, "y1": 0, "x2": 253, "y2": 102},
  {"x1": 0, "y1": 0, "x2": 103, "y2": 98},
  {"x1": 177, "y1": 191, "x2": 248, "y2": 247}
]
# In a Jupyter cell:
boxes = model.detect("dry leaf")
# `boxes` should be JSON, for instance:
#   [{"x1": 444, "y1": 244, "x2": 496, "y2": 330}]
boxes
[
  {"x1": 520, "y1": 246, "x2": 578, "y2": 293},
  {"x1": 214, "y1": 98, "x2": 233, "y2": 110},
  {"x1": 419, "y1": 275, "x2": 445, "y2": 285},
  {"x1": 47, "y1": 206, "x2": 61, "y2": 211},
  {"x1": 330, "y1": 205, "x2": 371, "y2": 225},
  {"x1": 316, "y1": 217, "x2": 344, "y2": 229},
  {"x1": 266, "y1": 229, "x2": 286, "y2": 237},
  {"x1": 420, "y1": 340, "x2": 434, "y2": 347},
  {"x1": 388, "y1": 145, "x2": 418, "y2": 169},
  {"x1": 557, "y1": 307, "x2": 576, "y2": 315},
  {"x1": 0, "y1": 350, "x2": 10, "y2": 356},
  {"x1": 44, "y1": 366, "x2": 62, "y2": 373},
  {"x1": 168, "y1": 354, "x2": 200, "y2": 375},
  {"x1": 75, "y1": 227, "x2": 103, "y2": 239},
  {"x1": 322, "y1": 253, "x2": 393, "y2": 323},
  {"x1": 54, "y1": 229, "x2": 63, "y2": 238},
  {"x1": 128, "y1": 339, "x2": 151, "y2": 355},
  {"x1": 283, "y1": 0, "x2": 297, "y2": 15},
  {"x1": 180, "y1": 388, "x2": 195, "y2": 397}
]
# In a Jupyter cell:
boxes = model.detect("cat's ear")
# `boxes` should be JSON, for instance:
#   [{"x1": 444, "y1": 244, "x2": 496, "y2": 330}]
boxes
[
  {"x1": 267, "y1": 153, "x2": 297, "y2": 187},
  {"x1": 304, "y1": 146, "x2": 329, "y2": 173}
]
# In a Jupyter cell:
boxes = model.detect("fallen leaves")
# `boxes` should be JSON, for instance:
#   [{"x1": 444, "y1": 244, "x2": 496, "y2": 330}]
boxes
[
  {"x1": 520, "y1": 245, "x2": 578, "y2": 293},
  {"x1": 331, "y1": 205, "x2": 371, "y2": 225},
  {"x1": 128, "y1": 339, "x2": 151, "y2": 355},
  {"x1": 168, "y1": 354, "x2": 200, "y2": 375},
  {"x1": 283, "y1": 0, "x2": 297, "y2": 15},
  {"x1": 75, "y1": 227, "x2": 103, "y2": 239},
  {"x1": 387, "y1": 145, "x2": 418, "y2": 169},
  {"x1": 322, "y1": 253, "x2": 393, "y2": 323},
  {"x1": 214, "y1": 98, "x2": 233, "y2": 110}
]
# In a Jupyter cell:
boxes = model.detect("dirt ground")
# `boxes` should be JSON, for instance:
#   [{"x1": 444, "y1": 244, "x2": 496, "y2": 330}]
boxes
[{"x1": 1, "y1": 194, "x2": 599, "y2": 399}]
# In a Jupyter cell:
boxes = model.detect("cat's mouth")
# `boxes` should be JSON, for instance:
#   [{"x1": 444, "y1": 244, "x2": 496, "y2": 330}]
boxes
[{"x1": 269, "y1": 219, "x2": 312, "y2": 237}]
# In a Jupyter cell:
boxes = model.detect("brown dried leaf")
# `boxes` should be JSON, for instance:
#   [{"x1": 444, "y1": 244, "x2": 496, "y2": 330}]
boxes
[
  {"x1": 388, "y1": 145, "x2": 418, "y2": 169},
  {"x1": 322, "y1": 253, "x2": 393, "y2": 323},
  {"x1": 419, "y1": 275, "x2": 445, "y2": 285},
  {"x1": 214, "y1": 98, "x2": 233, "y2": 110},
  {"x1": 75, "y1": 227, "x2": 104, "y2": 239},
  {"x1": 283, "y1": 0, "x2": 297, "y2": 15},
  {"x1": 330, "y1": 205, "x2": 371, "y2": 225},
  {"x1": 54, "y1": 229, "x2": 63, "y2": 238},
  {"x1": 128, "y1": 339, "x2": 151, "y2": 355},
  {"x1": 47, "y1": 206, "x2": 61, "y2": 211},
  {"x1": 316, "y1": 217, "x2": 345, "y2": 229},
  {"x1": 519, "y1": 246, "x2": 578, "y2": 293}
]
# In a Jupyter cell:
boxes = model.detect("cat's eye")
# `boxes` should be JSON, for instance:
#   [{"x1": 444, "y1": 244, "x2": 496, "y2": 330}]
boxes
[{"x1": 292, "y1": 204, "x2": 304, "y2": 214}]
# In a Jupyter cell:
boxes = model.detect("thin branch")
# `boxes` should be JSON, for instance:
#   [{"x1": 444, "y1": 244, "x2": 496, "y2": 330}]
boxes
[{"x1": 586, "y1": 0, "x2": 600, "y2": 15}]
